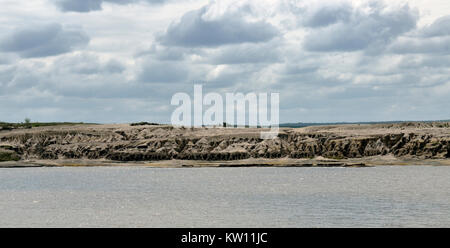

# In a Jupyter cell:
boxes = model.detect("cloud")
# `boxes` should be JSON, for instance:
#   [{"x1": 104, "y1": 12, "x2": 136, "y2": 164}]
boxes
[
  {"x1": 0, "y1": 63, "x2": 45, "y2": 94},
  {"x1": 1, "y1": 0, "x2": 450, "y2": 123},
  {"x1": 53, "y1": 0, "x2": 166, "y2": 12},
  {"x1": 399, "y1": 55, "x2": 450, "y2": 69},
  {"x1": 158, "y1": 5, "x2": 279, "y2": 47},
  {"x1": 421, "y1": 15, "x2": 450, "y2": 37},
  {"x1": 302, "y1": 2, "x2": 352, "y2": 28},
  {"x1": 54, "y1": 52, "x2": 126, "y2": 74},
  {"x1": 386, "y1": 14, "x2": 450, "y2": 54},
  {"x1": 135, "y1": 44, "x2": 190, "y2": 61},
  {"x1": 0, "y1": 53, "x2": 17, "y2": 65},
  {"x1": 137, "y1": 59, "x2": 189, "y2": 83},
  {"x1": 0, "y1": 23, "x2": 89, "y2": 58},
  {"x1": 302, "y1": 3, "x2": 418, "y2": 52},
  {"x1": 53, "y1": 0, "x2": 102, "y2": 12},
  {"x1": 205, "y1": 41, "x2": 282, "y2": 65},
  {"x1": 389, "y1": 36, "x2": 450, "y2": 54}
]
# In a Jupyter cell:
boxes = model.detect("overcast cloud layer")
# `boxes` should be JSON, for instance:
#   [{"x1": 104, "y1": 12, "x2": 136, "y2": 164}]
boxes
[{"x1": 0, "y1": 0, "x2": 449, "y2": 123}]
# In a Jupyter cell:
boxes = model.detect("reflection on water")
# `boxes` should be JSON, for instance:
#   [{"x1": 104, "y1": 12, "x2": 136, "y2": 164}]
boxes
[{"x1": 0, "y1": 166, "x2": 449, "y2": 227}]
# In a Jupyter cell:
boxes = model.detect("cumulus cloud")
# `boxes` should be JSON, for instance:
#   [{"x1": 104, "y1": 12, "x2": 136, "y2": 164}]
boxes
[
  {"x1": 138, "y1": 59, "x2": 189, "y2": 83},
  {"x1": 0, "y1": 62, "x2": 46, "y2": 95},
  {"x1": 205, "y1": 41, "x2": 282, "y2": 65},
  {"x1": 0, "y1": 23, "x2": 89, "y2": 58},
  {"x1": 158, "y1": 5, "x2": 279, "y2": 47},
  {"x1": 302, "y1": 3, "x2": 418, "y2": 52},
  {"x1": 55, "y1": 52, "x2": 126, "y2": 74},
  {"x1": 421, "y1": 15, "x2": 450, "y2": 37},
  {"x1": 302, "y1": 2, "x2": 353, "y2": 28},
  {"x1": 389, "y1": 36, "x2": 450, "y2": 54},
  {"x1": 388, "y1": 14, "x2": 450, "y2": 54},
  {"x1": 53, "y1": 0, "x2": 166, "y2": 12},
  {"x1": 399, "y1": 55, "x2": 450, "y2": 69},
  {"x1": 54, "y1": 0, "x2": 103, "y2": 12},
  {"x1": 0, "y1": 53, "x2": 17, "y2": 65},
  {"x1": 135, "y1": 44, "x2": 190, "y2": 61}
]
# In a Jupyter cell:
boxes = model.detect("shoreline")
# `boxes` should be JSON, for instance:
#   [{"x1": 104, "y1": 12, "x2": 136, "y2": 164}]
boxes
[{"x1": 2, "y1": 155, "x2": 450, "y2": 168}]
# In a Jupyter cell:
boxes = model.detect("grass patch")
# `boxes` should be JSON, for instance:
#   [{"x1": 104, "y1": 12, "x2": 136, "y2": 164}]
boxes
[
  {"x1": 0, "y1": 149, "x2": 20, "y2": 162},
  {"x1": 0, "y1": 122, "x2": 89, "y2": 131},
  {"x1": 130, "y1": 122, "x2": 160, "y2": 126}
]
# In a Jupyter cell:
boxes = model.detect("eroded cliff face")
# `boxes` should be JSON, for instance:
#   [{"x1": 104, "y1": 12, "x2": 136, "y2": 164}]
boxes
[{"x1": 0, "y1": 122, "x2": 449, "y2": 161}]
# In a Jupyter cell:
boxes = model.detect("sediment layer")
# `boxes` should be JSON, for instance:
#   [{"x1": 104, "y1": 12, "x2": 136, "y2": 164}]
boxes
[{"x1": 0, "y1": 122, "x2": 449, "y2": 164}]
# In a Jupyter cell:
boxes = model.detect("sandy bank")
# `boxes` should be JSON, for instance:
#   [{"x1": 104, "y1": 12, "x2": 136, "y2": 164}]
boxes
[{"x1": 0, "y1": 122, "x2": 449, "y2": 167}]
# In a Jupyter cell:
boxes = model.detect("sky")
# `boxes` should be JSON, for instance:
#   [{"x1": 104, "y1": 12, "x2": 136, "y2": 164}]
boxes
[{"x1": 0, "y1": 0, "x2": 449, "y2": 124}]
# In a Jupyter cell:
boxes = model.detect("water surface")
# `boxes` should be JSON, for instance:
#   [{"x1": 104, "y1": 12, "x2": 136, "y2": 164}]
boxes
[{"x1": 0, "y1": 166, "x2": 449, "y2": 227}]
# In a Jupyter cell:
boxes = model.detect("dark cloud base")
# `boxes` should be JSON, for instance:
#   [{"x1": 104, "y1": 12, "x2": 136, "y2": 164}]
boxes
[{"x1": 0, "y1": 23, "x2": 89, "y2": 58}]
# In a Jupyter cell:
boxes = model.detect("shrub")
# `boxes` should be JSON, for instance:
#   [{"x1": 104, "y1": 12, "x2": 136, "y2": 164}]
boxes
[{"x1": 0, "y1": 149, "x2": 20, "y2": 162}]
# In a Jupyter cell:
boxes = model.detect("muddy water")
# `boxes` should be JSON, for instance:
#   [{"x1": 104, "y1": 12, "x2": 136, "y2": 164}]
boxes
[{"x1": 0, "y1": 166, "x2": 449, "y2": 227}]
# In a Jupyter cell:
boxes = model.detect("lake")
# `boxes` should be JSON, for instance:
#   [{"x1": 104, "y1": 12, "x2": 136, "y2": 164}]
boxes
[{"x1": 0, "y1": 166, "x2": 449, "y2": 227}]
